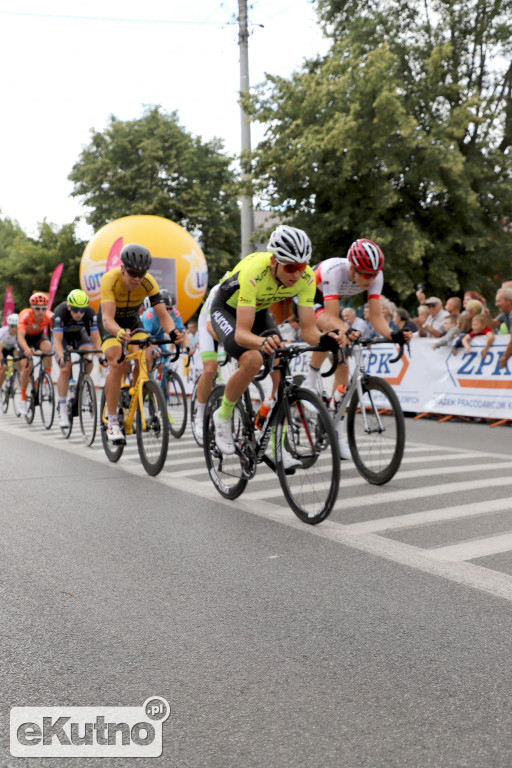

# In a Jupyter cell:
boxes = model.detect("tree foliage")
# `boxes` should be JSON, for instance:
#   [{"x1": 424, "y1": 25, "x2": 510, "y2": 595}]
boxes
[
  {"x1": 0, "y1": 217, "x2": 86, "y2": 313},
  {"x1": 244, "y1": 0, "x2": 512, "y2": 305},
  {"x1": 69, "y1": 106, "x2": 241, "y2": 286}
]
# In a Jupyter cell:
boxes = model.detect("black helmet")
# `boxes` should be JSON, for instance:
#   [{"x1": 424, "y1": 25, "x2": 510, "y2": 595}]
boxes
[
  {"x1": 120, "y1": 243, "x2": 152, "y2": 274},
  {"x1": 159, "y1": 289, "x2": 175, "y2": 308}
]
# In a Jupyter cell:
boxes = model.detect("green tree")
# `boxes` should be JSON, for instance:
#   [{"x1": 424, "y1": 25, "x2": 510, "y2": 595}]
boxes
[
  {"x1": 0, "y1": 217, "x2": 85, "y2": 312},
  {"x1": 69, "y1": 106, "x2": 241, "y2": 286},
  {"x1": 244, "y1": 0, "x2": 512, "y2": 305}
]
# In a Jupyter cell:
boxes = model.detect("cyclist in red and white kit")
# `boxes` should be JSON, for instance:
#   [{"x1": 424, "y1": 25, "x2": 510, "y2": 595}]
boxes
[{"x1": 301, "y1": 238, "x2": 409, "y2": 458}]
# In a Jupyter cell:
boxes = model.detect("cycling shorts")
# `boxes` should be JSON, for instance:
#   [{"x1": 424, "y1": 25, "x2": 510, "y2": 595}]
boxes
[
  {"x1": 210, "y1": 295, "x2": 276, "y2": 361},
  {"x1": 97, "y1": 312, "x2": 147, "y2": 353}
]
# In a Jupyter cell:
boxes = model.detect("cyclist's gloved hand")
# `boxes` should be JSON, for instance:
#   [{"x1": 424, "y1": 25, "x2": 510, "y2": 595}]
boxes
[
  {"x1": 169, "y1": 329, "x2": 180, "y2": 344},
  {"x1": 390, "y1": 329, "x2": 406, "y2": 345},
  {"x1": 319, "y1": 332, "x2": 339, "y2": 354}
]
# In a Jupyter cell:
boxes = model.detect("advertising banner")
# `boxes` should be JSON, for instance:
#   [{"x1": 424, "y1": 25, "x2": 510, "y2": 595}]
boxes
[
  {"x1": 48, "y1": 263, "x2": 64, "y2": 310},
  {"x1": 3, "y1": 285, "x2": 14, "y2": 325}
]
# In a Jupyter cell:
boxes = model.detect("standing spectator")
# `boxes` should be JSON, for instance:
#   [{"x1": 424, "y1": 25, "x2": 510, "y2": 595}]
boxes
[
  {"x1": 492, "y1": 288, "x2": 512, "y2": 368},
  {"x1": 432, "y1": 314, "x2": 460, "y2": 349},
  {"x1": 413, "y1": 305, "x2": 429, "y2": 336},
  {"x1": 444, "y1": 296, "x2": 461, "y2": 315},
  {"x1": 463, "y1": 290, "x2": 486, "y2": 310},
  {"x1": 187, "y1": 320, "x2": 199, "y2": 350},
  {"x1": 341, "y1": 306, "x2": 370, "y2": 335},
  {"x1": 393, "y1": 308, "x2": 417, "y2": 333},
  {"x1": 460, "y1": 314, "x2": 495, "y2": 358},
  {"x1": 381, "y1": 298, "x2": 398, "y2": 330},
  {"x1": 418, "y1": 297, "x2": 449, "y2": 338}
]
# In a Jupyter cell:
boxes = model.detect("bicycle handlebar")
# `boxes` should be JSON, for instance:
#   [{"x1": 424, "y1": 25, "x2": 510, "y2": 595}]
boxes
[
  {"x1": 349, "y1": 336, "x2": 409, "y2": 364},
  {"x1": 117, "y1": 336, "x2": 181, "y2": 364}
]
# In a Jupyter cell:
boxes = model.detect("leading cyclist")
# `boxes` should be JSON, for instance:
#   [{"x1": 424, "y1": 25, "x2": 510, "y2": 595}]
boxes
[
  {"x1": 208, "y1": 225, "x2": 342, "y2": 456},
  {"x1": 98, "y1": 243, "x2": 182, "y2": 445}
]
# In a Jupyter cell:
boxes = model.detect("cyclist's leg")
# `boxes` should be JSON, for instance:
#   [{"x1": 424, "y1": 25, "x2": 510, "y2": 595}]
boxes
[{"x1": 38, "y1": 337, "x2": 53, "y2": 373}]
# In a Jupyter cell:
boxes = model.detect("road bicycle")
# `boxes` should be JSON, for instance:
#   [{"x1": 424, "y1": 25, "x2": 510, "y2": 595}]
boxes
[
  {"x1": 60, "y1": 348, "x2": 102, "y2": 445},
  {"x1": 153, "y1": 348, "x2": 189, "y2": 439},
  {"x1": 203, "y1": 341, "x2": 340, "y2": 525},
  {"x1": 100, "y1": 336, "x2": 176, "y2": 476},
  {"x1": 328, "y1": 337, "x2": 406, "y2": 485},
  {"x1": 22, "y1": 351, "x2": 55, "y2": 429},
  {"x1": 190, "y1": 351, "x2": 265, "y2": 447},
  {"x1": 0, "y1": 354, "x2": 22, "y2": 417}
]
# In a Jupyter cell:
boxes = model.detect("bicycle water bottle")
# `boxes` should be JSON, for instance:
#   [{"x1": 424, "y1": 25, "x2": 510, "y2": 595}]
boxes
[
  {"x1": 330, "y1": 384, "x2": 346, "y2": 411},
  {"x1": 254, "y1": 397, "x2": 274, "y2": 430}
]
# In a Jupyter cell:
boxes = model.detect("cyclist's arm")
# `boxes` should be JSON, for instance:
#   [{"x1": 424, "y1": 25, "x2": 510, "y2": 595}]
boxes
[
  {"x1": 319, "y1": 298, "x2": 349, "y2": 335},
  {"x1": 233, "y1": 306, "x2": 270, "y2": 350},
  {"x1": 53, "y1": 331, "x2": 65, "y2": 362},
  {"x1": 154, "y1": 301, "x2": 180, "y2": 340},
  {"x1": 101, "y1": 301, "x2": 125, "y2": 337},
  {"x1": 296, "y1": 306, "x2": 325, "y2": 346},
  {"x1": 17, "y1": 328, "x2": 32, "y2": 356}
]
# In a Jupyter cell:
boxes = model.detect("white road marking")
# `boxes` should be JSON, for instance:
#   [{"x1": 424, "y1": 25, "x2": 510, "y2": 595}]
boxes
[
  {"x1": 428, "y1": 533, "x2": 512, "y2": 562},
  {"x1": 4, "y1": 418, "x2": 512, "y2": 603}
]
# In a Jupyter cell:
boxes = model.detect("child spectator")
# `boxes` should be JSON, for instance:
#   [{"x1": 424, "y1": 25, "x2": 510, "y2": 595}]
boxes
[
  {"x1": 432, "y1": 314, "x2": 459, "y2": 349},
  {"x1": 458, "y1": 313, "x2": 495, "y2": 358}
]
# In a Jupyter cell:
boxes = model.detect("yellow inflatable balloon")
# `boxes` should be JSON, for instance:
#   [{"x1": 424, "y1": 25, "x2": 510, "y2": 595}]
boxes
[{"x1": 79, "y1": 215, "x2": 208, "y2": 320}]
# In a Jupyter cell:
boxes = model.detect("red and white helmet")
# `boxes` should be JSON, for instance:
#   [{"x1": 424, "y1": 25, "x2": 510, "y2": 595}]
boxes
[
  {"x1": 29, "y1": 292, "x2": 49, "y2": 307},
  {"x1": 347, "y1": 238, "x2": 384, "y2": 273}
]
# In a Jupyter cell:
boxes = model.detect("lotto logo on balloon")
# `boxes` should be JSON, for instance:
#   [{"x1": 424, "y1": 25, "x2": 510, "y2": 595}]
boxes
[{"x1": 79, "y1": 215, "x2": 208, "y2": 321}]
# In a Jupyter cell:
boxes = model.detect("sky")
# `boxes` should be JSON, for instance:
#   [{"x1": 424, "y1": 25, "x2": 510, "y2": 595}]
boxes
[{"x1": 0, "y1": 1, "x2": 329, "y2": 241}]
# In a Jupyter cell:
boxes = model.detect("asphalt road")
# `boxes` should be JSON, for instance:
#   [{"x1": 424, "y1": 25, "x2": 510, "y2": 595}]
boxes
[{"x1": 1, "y1": 410, "x2": 512, "y2": 768}]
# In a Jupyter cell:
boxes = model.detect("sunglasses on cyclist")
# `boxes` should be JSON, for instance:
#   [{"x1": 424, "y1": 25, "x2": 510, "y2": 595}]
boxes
[
  {"x1": 356, "y1": 270, "x2": 377, "y2": 279},
  {"x1": 124, "y1": 267, "x2": 146, "y2": 279},
  {"x1": 69, "y1": 307, "x2": 86, "y2": 314},
  {"x1": 281, "y1": 263, "x2": 307, "y2": 274},
  {"x1": 32, "y1": 305, "x2": 48, "y2": 311}
]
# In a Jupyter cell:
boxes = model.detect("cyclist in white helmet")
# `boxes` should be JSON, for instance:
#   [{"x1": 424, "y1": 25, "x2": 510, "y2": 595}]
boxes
[
  {"x1": 208, "y1": 224, "x2": 343, "y2": 456},
  {"x1": 0, "y1": 313, "x2": 19, "y2": 391}
]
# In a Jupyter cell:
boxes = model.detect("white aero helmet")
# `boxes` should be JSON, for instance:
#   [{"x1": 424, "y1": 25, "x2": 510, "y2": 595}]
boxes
[
  {"x1": 7, "y1": 313, "x2": 18, "y2": 326},
  {"x1": 268, "y1": 225, "x2": 312, "y2": 264}
]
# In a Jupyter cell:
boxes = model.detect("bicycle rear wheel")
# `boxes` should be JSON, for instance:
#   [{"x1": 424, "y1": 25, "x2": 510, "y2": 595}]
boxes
[
  {"x1": 163, "y1": 369, "x2": 187, "y2": 438},
  {"x1": 203, "y1": 385, "x2": 249, "y2": 500},
  {"x1": 136, "y1": 380, "x2": 169, "y2": 476},
  {"x1": 100, "y1": 389, "x2": 125, "y2": 462},
  {"x1": 39, "y1": 371, "x2": 55, "y2": 429},
  {"x1": 346, "y1": 375, "x2": 405, "y2": 485},
  {"x1": 275, "y1": 387, "x2": 340, "y2": 525},
  {"x1": 79, "y1": 374, "x2": 97, "y2": 446},
  {"x1": 25, "y1": 374, "x2": 36, "y2": 424}
]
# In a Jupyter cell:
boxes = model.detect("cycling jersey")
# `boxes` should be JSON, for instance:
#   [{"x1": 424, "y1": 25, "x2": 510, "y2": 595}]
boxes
[
  {"x1": 17, "y1": 308, "x2": 53, "y2": 337},
  {"x1": 0, "y1": 325, "x2": 18, "y2": 350},
  {"x1": 52, "y1": 302, "x2": 97, "y2": 339},
  {"x1": 315, "y1": 258, "x2": 383, "y2": 301},
  {"x1": 141, "y1": 307, "x2": 185, "y2": 339},
  {"x1": 218, "y1": 252, "x2": 316, "y2": 311},
  {"x1": 99, "y1": 267, "x2": 161, "y2": 319}
]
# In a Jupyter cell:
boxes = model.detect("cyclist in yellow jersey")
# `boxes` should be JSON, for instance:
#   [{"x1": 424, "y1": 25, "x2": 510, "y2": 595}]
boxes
[
  {"x1": 208, "y1": 225, "x2": 344, "y2": 455},
  {"x1": 98, "y1": 243, "x2": 182, "y2": 445}
]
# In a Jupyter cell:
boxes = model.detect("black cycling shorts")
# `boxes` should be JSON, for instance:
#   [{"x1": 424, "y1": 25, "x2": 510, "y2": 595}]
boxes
[{"x1": 210, "y1": 297, "x2": 276, "y2": 361}]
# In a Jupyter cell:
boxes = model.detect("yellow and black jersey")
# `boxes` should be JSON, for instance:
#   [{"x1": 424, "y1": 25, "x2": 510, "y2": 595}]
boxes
[{"x1": 99, "y1": 268, "x2": 160, "y2": 320}]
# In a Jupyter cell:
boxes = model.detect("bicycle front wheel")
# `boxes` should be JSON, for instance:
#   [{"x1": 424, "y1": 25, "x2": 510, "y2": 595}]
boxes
[
  {"x1": 79, "y1": 374, "x2": 97, "y2": 446},
  {"x1": 346, "y1": 375, "x2": 405, "y2": 485},
  {"x1": 275, "y1": 387, "x2": 340, "y2": 525},
  {"x1": 0, "y1": 378, "x2": 9, "y2": 413},
  {"x1": 100, "y1": 389, "x2": 125, "y2": 463},
  {"x1": 163, "y1": 369, "x2": 187, "y2": 438},
  {"x1": 136, "y1": 380, "x2": 169, "y2": 476},
  {"x1": 39, "y1": 371, "x2": 55, "y2": 429},
  {"x1": 12, "y1": 371, "x2": 22, "y2": 417},
  {"x1": 25, "y1": 374, "x2": 36, "y2": 424},
  {"x1": 203, "y1": 385, "x2": 249, "y2": 500}
]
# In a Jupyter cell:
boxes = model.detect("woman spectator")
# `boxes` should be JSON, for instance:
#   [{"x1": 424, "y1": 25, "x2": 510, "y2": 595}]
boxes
[{"x1": 393, "y1": 308, "x2": 417, "y2": 333}]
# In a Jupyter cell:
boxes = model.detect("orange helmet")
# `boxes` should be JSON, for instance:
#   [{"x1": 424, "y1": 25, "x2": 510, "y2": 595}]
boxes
[{"x1": 29, "y1": 292, "x2": 49, "y2": 307}]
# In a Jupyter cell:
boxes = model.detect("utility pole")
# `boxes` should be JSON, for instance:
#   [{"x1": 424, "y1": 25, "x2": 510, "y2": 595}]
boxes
[{"x1": 238, "y1": 0, "x2": 254, "y2": 257}]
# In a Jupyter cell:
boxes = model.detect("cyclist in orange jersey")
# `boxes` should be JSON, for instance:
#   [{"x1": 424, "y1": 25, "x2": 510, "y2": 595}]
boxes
[{"x1": 17, "y1": 292, "x2": 53, "y2": 416}]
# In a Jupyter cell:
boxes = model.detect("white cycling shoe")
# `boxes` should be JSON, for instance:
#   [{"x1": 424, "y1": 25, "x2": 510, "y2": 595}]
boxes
[
  {"x1": 338, "y1": 436, "x2": 351, "y2": 460},
  {"x1": 280, "y1": 446, "x2": 302, "y2": 470},
  {"x1": 213, "y1": 411, "x2": 235, "y2": 455},
  {"x1": 58, "y1": 405, "x2": 70, "y2": 429},
  {"x1": 19, "y1": 400, "x2": 28, "y2": 416},
  {"x1": 107, "y1": 422, "x2": 126, "y2": 445}
]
